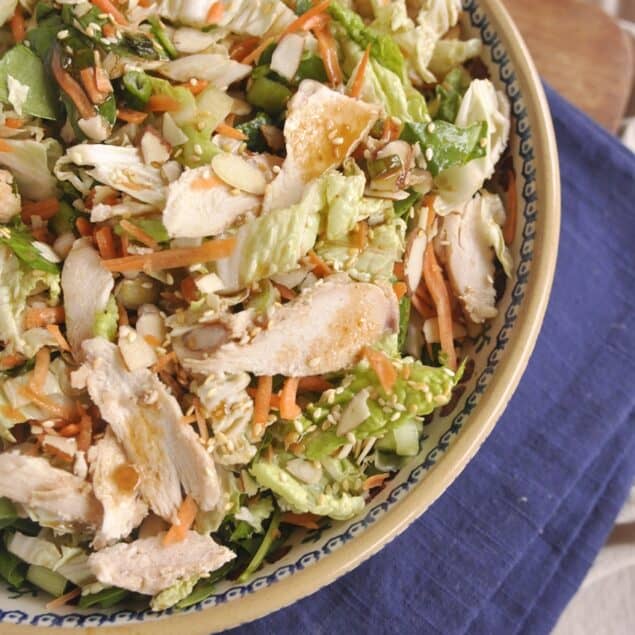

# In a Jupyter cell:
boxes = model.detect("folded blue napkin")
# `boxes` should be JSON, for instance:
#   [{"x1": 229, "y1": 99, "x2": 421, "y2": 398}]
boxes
[{"x1": 226, "y1": 85, "x2": 635, "y2": 635}]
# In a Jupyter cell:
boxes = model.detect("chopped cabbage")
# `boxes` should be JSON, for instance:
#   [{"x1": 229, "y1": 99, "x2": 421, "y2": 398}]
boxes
[
  {"x1": 151, "y1": 575, "x2": 198, "y2": 611},
  {"x1": 428, "y1": 38, "x2": 482, "y2": 78}
]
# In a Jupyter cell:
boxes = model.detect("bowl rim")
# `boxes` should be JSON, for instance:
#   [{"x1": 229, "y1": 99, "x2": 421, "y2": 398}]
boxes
[{"x1": 2, "y1": 0, "x2": 560, "y2": 632}]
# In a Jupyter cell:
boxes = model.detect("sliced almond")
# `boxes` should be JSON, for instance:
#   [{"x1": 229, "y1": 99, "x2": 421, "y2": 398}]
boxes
[
  {"x1": 211, "y1": 153, "x2": 267, "y2": 196},
  {"x1": 140, "y1": 128, "x2": 171, "y2": 167},
  {"x1": 404, "y1": 227, "x2": 427, "y2": 294}
]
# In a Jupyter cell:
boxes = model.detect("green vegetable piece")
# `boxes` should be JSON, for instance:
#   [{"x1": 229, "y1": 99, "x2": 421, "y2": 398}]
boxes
[
  {"x1": 295, "y1": 53, "x2": 327, "y2": 83},
  {"x1": 114, "y1": 218, "x2": 169, "y2": 243},
  {"x1": 117, "y1": 32, "x2": 160, "y2": 60},
  {"x1": 257, "y1": 42, "x2": 277, "y2": 66},
  {"x1": 393, "y1": 189, "x2": 422, "y2": 218},
  {"x1": 49, "y1": 201, "x2": 77, "y2": 236},
  {"x1": 26, "y1": 564, "x2": 67, "y2": 597},
  {"x1": 295, "y1": 0, "x2": 312, "y2": 15},
  {"x1": 237, "y1": 509, "x2": 281, "y2": 583},
  {"x1": 329, "y1": 1, "x2": 405, "y2": 78},
  {"x1": 149, "y1": 16, "x2": 178, "y2": 60},
  {"x1": 367, "y1": 154, "x2": 402, "y2": 179},
  {"x1": 0, "y1": 497, "x2": 18, "y2": 530},
  {"x1": 398, "y1": 296, "x2": 410, "y2": 351},
  {"x1": 0, "y1": 221, "x2": 59, "y2": 274},
  {"x1": 246, "y1": 76, "x2": 292, "y2": 115},
  {"x1": 401, "y1": 120, "x2": 488, "y2": 177},
  {"x1": 122, "y1": 70, "x2": 153, "y2": 110},
  {"x1": 78, "y1": 586, "x2": 129, "y2": 609},
  {"x1": 93, "y1": 296, "x2": 118, "y2": 341},
  {"x1": 236, "y1": 111, "x2": 273, "y2": 153},
  {"x1": 26, "y1": 12, "x2": 64, "y2": 60},
  {"x1": 99, "y1": 94, "x2": 117, "y2": 125},
  {"x1": 176, "y1": 562, "x2": 234, "y2": 609},
  {"x1": 430, "y1": 67, "x2": 472, "y2": 123},
  {"x1": 0, "y1": 45, "x2": 58, "y2": 120},
  {"x1": 0, "y1": 547, "x2": 26, "y2": 588}
]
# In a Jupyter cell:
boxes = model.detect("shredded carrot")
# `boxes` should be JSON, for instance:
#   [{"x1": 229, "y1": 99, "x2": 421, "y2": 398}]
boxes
[
  {"x1": 46, "y1": 325, "x2": 71, "y2": 352},
  {"x1": 297, "y1": 376, "x2": 333, "y2": 392},
  {"x1": 29, "y1": 348, "x2": 50, "y2": 394},
  {"x1": 215, "y1": 122, "x2": 247, "y2": 141},
  {"x1": 349, "y1": 44, "x2": 371, "y2": 99},
  {"x1": 102, "y1": 238, "x2": 236, "y2": 272},
  {"x1": 280, "y1": 377, "x2": 301, "y2": 420},
  {"x1": 180, "y1": 275, "x2": 199, "y2": 303},
  {"x1": 273, "y1": 282, "x2": 296, "y2": 301},
  {"x1": 393, "y1": 261, "x2": 404, "y2": 280},
  {"x1": 76, "y1": 216, "x2": 94, "y2": 237},
  {"x1": 282, "y1": 0, "x2": 331, "y2": 37},
  {"x1": 252, "y1": 375, "x2": 273, "y2": 428},
  {"x1": 90, "y1": 0, "x2": 127, "y2": 25},
  {"x1": 411, "y1": 292, "x2": 436, "y2": 319},
  {"x1": 363, "y1": 347, "x2": 398, "y2": 394},
  {"x1": 102, "y1": 22, "x2": 116, "y2": 38},
  {"x1": 21, "y1": 198, "x2": 60, "y2": 222},
  {"x1": 392, "y1": 281, "x2": 407, "y2": 300},
  {"x1": 120, "y1": 232, "x2": 129, "y2": 256},
  {"x1": 163, "y1": 495, "x2": 198, "y2": 545},
  {"x1": 138, "y1": 0, "x2": 154, "y2": 7},
  {"x1": 230, "y1": 36, "x2": 261, "y2": 62},
  {"x1": 205, "y1": 1, "x2": 224, "y2": 23},
  {"x1": 190, "y1": 175, "x2": 223, "y2": 190},
  {"x1": 25, "y1": 306, "x2": 65, "y2": 329},
  {"x1": 19, "y1": 386, "x2": 73, "y2": 419},
  {"x1": 76, "y1": 409, "x2": 93, "y2": 452},
  {"x1": 240, "y1": 36, "x2": 275, "y2": 65},
  {"x1": 58, "y1": 422, "x2": 81, "y2": 437},
  {"x1": 4, "y1": 117, "x2": 22, "y2": 129},
  {"x1": 313, "y1": 25, "x2": 342, "y2": 87},
  {"x1": 0, "y1": 353, "x2": 25, "y2": 369},
  {"x1": 79, "y1": 67, "x2": 107, "y2": 104},
  {"x1": 247, "y1": 386, "x2": 280, "y2": 410},
  {"x1": 152, "y1": 351, "x2": 177, "y2": 373},
  {"x1": 117, "y1": 108, "x2": 148, "y2": 124},
  {"x1": 119, "y1": 219, "x2": 158, "y2": 250},
  {"x1": 380, "y1": 117, "x2": 402, "y2": 143},
  {"x1": 362, "y1": 473, "x2": 389, "y2": 491},
  {"x1": 51, "y1": 47, "x2": 95, "y2": 120},
  {"x1": 351, "y1": 220, "x2": 368, "y2": 250},
  {"x1": 147, "y1": 94, "x2": 182, "y2": 113},
  {"x1": 181, "y1": 78, "x2": 209, "y2": 95},
  {"x1": 193, "y1": 399, "x2": 209, "y2": 443},
  {"x1": 144, "y1": 334, "x2": 161, "y2": 347},
  {"x1": 0, "y1": 139, "x2": 13, "y2": 153},
  {"x1": 93, "y1": 226, "x2": 118, "y2": 259},
  {"x1": 423, "y1": 244, "x2": 456, "y2": 370},
  {"x1": 503, "y1": 170, "x2": 517, "y2": 245},
  {"x1": 280, "y1": 512, "x2": 320, "y2": 530},
  {"x1": 45, "y1": 587, "x2": 81, "y2": 610},
  {"x1": 306, "y1": 250, "x2": 332, "y2": 277},
  {"x1": 9, "y1": 5, "x2": 25, "y2": 43}
]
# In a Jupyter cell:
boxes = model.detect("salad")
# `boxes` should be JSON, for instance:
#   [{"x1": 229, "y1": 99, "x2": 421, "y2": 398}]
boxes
[{"x1": 0, "y1": 0, "x2": 514, "y2": 613}]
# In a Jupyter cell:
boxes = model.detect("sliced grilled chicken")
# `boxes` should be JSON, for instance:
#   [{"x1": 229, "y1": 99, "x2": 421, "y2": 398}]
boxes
[
  {"x1": 74, "y1": 338, "x2": 221, "y2": 522},
  {"x1": 437, "y1": 194, "x2": 499, "y2": 323},
  {"x1": 87, "y1": 531, "x2": 235, "y2": 596},
  {"x1": 162, "y1": 165, "x2": 260, "y2": 239},
  {"x1": 263, "y1": 80, "x2": 381, "y2": 212},
  {"x1": 0, "y1": 452, "x2": 101, "y2": 529},
  {"x1": 61, "y1": 238, "x2": 114, "y2": 359},
  {"x1": 88, "y1": 430, "x2": 149, "y2": 549},
  {"x1": 0, "y1": 169, "x2": 20, "y2": 222},
  {"x1": 176, "y1": 275, "x2": 399, "y2": 376}
]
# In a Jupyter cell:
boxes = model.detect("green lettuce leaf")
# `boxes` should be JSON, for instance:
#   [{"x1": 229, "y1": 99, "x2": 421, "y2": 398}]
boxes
[
  {"x1": 429, "y1": 66, "x2": 472, "y2": 123},
  {"x1": 429, "y1": 38, "x2": 482, "y2": 78},
  {"x1": 401, "y1": 119, "x2": 488, "y2": 176},
  {"x1": 0, "y1": 45, "x2": 58, "y2": 119}
]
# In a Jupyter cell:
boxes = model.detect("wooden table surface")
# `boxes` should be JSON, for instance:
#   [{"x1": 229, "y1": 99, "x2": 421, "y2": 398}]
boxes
[{"x1": 501, "y1": 0, "x2": 634, "y2": 132}]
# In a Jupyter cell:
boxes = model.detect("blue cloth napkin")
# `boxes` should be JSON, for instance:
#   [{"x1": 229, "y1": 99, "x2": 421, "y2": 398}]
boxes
[{"x1": 226, "y1": 86, "x2": 635, "y2": 635}]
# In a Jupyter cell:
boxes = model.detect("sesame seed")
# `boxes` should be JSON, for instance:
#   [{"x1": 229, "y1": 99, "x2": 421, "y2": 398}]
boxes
[
  {"x1": 480, "y1": 137, "x2": 488, "y2": 147},
  {"x1": 332, "y1": 137, "x2": 344, "y2": 145},
  {"x1": 427, "y1": 122, "x2": 436, "y2": 133},
  {"x1": 272, "y1": 165, "x2": 281, "y2": 174},
  {"x1": 193, "y1": 144, "x2": 203, "y2": 156},
  {"x1": 57, "y1": 30, "x2": 69, "y2": 40},
  {"x1": 425, "y1": 147, "x2": 434, "y2": 162}
]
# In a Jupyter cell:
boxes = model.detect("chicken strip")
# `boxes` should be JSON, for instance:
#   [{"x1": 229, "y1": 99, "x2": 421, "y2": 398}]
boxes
[
  {"x1": 175, "y1": 275, "x2": 399, "y2": 376},
  {"x1": 61, "y1": 238, "x2": 114, "y2": 359},
  {"x1": 88, "y1": 429, "x2": 149, "y2": 549},
  {"x1": 263, "y1": 80, "x2": 381, "y2": 212},
  {"x1": 74, "y1": 338, "x2": 221, "y2": 522},
  {"x1": 88, "y1": 531, "x2": 235, "y2": 596},
  {"x1": 0, "y1": 452, "x2": 101, "y2": 528}
]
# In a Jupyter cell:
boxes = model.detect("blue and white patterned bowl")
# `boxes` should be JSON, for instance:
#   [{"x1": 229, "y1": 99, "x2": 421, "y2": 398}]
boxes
[{"x1": 2, "y1": 1, "x2": 560, "y2": 632}]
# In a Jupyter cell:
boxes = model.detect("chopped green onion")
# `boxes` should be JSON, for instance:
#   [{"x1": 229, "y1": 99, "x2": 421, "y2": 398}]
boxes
[
  {"x1": 122, "y1": 70, "x2": 153, "y2": 110},
  {"x1": 393, "y1": 190, "x2": 422, "y2": 218},
  {"x1": 26, "y1": 564, "x2": 67, "y2": 597},
  {"x1": 246, "y1": 77, "x2": 292, "y2": 115},
  {"x1": 236, "y1": 112, "x2": 273, "y2": 153},
  {"x1": 398, "y1": 296, "x2": 410, "y2": 351},
  {"x1": 0, "y1": 498, "x2": 18, "y2": 530},
  {"x1": 149, "y1": 16, "x2": 178, "y2": 60},
  {"x1": 175, "y1": 562, "x2": 234, "y2": 609},
  {"x1": 295, "y1": 53, "x2": 327, "y2": 83},
  {"x1": 50, "y1": 201, "x2": 78, "y2": 236},
  {"x1": 237, "y1": 509, "x2": 281, "y2": 582},
  {"x1": 367, "y1": 154, "x2": 402, "y2": 179},
  {"x1": 295, "y1": 0, "x2": 312, "y2": 15},
  {"x1": 0, "y1": 547, "x2": 26, "y2": 588}
]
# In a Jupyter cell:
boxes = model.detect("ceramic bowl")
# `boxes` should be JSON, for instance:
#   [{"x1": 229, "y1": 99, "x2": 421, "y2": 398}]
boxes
[{"x1": 1, "y1": 0, "x2": 560, "y2": 632}]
